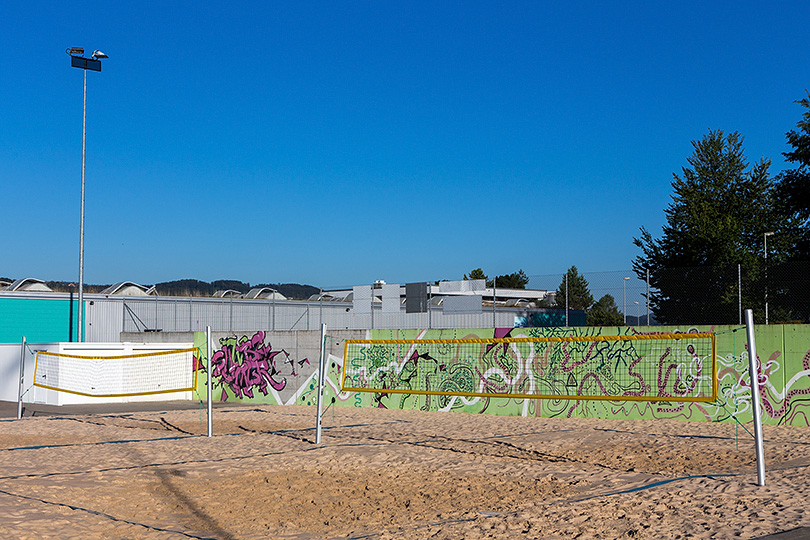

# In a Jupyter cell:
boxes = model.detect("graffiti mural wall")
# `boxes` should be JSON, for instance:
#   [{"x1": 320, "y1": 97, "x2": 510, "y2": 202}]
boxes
[
  {"x1": 194, "y1": 325, "x2": 810, "y2": 426},
  {"x1": 193, "y1": 330, "x2": 359, "y2": 407}
]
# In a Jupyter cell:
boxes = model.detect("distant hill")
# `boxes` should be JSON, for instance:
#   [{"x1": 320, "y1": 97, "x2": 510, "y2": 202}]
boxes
[
  {"x1": 5, "y1": 277, "x2": 320, "y2": 300},
  {"x1": 154, "y1": 280, "x2": 320, "y2": 300}
]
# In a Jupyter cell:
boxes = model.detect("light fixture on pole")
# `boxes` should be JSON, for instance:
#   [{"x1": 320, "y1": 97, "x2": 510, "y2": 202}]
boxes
[
  {"x1": 67, "y1": 47, "x2": 107, "y2": 342},
  {"x1": 764, "y1": 232, "x2": 774, "y2": 325},
  {"x1": 634, "y1": 301, "x2": 639, "y2": 324},
  {"x1": 623, "y1": 277, "x2": 630, "y2": 325}
]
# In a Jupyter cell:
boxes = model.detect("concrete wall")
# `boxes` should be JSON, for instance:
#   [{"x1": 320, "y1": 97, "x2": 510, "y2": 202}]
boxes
[{"x1": 5, "y1": 324, "x2": 810, "y2": 426}]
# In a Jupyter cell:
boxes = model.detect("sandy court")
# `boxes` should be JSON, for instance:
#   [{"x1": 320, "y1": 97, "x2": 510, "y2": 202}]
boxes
[{"x1": 0, "y1": 405, "x2": 808, "y2": 539}]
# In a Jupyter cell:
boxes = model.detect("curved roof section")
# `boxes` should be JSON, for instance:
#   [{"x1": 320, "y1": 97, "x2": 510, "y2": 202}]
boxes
[
  {"x1": 100, "y1": 282, "x2": 157, "y2": 296},
  {"x1": 5, "y1": 278, "x2": 53, "y2": 292},
  {"x1": 213, "y1": 289, "x2": 242, "y2": 298},
  {"x1": 246, "y1": 287, "x2": 287, "y2": 300}
]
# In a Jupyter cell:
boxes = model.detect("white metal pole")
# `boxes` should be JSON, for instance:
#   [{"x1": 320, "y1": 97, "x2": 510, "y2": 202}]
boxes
[
  {"x1": 206, "y1": 326, "x2": 213, "y2": 437},
  {"x1": 316, "y1": 323, "x2": 327, "y2": 445},
  {"x1": 744, "y1": 309, "x2": 766, "y2": 486},
  {"x1": 17, "y1": 336, "x2": 26, "y2": 420}
]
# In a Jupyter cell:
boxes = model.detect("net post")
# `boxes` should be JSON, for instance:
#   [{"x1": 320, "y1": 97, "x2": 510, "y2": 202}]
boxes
[
  {"x1": 744, "y1": 309, "x2": 766, "y2": 486},
  {"x1": 17, "y1": 336, "x2": 26, "y2": 420},
  {"x1": 316, "y1": 323, "x2": 327, "y2": 445},
  {"x1": 206, "y1": 325, "x2": 213, "y2": 438}
]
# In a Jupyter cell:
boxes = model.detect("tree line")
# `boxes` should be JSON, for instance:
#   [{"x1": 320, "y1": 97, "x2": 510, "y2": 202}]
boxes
[
  {"x1": 460, "y1": 92, "x2": 810, "y2": 326},
  {"x1": 633, "y1": 92, "x2": 810, "y2": 324},
  {"x1": 463, "y1": 266, "x2": 623, "y2": 326}
]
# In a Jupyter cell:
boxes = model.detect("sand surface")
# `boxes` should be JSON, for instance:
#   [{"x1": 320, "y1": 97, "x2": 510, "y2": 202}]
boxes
[{"x1": 0, "y1": 405, "x2": 808, "y2": 539}]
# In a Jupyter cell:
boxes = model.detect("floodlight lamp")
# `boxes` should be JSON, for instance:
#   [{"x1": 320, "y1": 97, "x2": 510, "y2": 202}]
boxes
[
  {"x1": 92, "y1": 50, "x2": 108, "y2": 59},
  {"x1": 67, "y1": 47, "x2": 85, "y2": 56}
]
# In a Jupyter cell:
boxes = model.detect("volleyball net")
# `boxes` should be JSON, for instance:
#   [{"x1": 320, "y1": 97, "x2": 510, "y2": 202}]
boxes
[
  {"x1": 33, "y1": 348, "x2": 198, "y2": 398},
  {"x1": 342, "y1": 333, "x2": 717, "y2": 402}
]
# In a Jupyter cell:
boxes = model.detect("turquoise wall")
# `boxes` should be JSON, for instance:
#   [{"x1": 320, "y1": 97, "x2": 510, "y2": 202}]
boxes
[{"x1": 0, "y1": 297, "x2": 80, "y2": 343}]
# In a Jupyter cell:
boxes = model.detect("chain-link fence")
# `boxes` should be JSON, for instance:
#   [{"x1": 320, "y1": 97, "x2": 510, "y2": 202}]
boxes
[
  {"x1": 106, "y1": 263, "x2": 810, "y2": 336},
  {"x1": 527, "y1": 261, "x2": 810, "y2": 326}
]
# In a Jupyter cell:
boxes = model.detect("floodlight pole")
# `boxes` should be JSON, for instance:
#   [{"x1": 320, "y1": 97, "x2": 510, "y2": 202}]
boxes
[
  {"x1": 646, "y1": 268, "x2": 650, "y2": 326},
  {"x1": 564, "y1": 273, "x2": 569, "y2": 327},
  {"x1": 68, "y1": 48, "x2": 106, "y2": 342},
  {"x1": 78, "y1": 66, "x2": 87, "y2": 342},
  {"x1": 623, "y1": 277, "x2": 630, "y2": 325}
]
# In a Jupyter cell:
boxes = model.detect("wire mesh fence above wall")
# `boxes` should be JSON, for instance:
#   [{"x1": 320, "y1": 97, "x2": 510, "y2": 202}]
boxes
[
  {"x1": 527, "y1": 262, "x2": 809, "y2": 326},
  {"x1": 115, "y1": 264, "x2": 810, "y2": 336},
  {"x1": 65, "y1": 261, "x2": 810, "y2": 340}
]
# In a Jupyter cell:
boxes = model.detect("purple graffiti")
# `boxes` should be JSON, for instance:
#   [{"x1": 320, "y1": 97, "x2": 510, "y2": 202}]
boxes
[{"x1": 211, "y1": 331, "x2": 297, "y2": 401}]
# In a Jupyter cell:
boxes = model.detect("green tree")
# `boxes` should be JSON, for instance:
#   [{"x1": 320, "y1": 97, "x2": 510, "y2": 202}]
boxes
[
  {"x1": 463, "y1": 268, "x2": 488, "y2": 281},
  {"x1": 555, "y1": 266, "x2": 593, "y2": 310},
  {"x1": 775, "y1": 91, "x2": 810, "y2": 259},
  {"x1": 633, "y1": 129, "x2": 780, "y2": 324},
  {"x1": 491, "y1": 270, "x2": 529, "y2": 289},
  {"x1": 587, "y1": 294, "x2": 624, "y2": 326}
]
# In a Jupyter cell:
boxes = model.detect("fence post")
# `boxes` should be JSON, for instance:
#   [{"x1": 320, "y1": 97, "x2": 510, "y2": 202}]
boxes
[
  {"x1": 428, "y1": 283, "x2": 432, "y2": 329},
  {"x1": 738, "y1": 264, "x2": 742, "y2": 325},
  {"x1": 565, "y1": 273, "x2": 569, "y2": 327},
  {"x1": 493, "y1": 275, "x2": 497, "y2": 328},
  {"x1": 17, "y1": 336, "x2": 26, "y2": 420},
  {"x1": 646, "y1": 268, "x2": 650, "y2": 325}
]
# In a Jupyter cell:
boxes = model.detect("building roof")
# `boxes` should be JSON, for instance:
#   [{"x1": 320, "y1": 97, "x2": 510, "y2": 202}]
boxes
[
  {"x1": 4, "y1": 278, "x2": 53, "y2": 292},
  {"x1": 213, "y1": 289, "x2": 242, "y2": 298},
  {"x1": 100, "y1": 282, "x2": 157, "y2": 296},
  {"x1": 245, "y1": 287, "x2": 287, "y2": 300}
]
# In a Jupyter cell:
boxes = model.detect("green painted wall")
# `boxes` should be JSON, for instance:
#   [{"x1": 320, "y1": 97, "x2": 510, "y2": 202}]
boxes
[{"x1": 194, "y1": 325, "x2": 810, "y2": 426}]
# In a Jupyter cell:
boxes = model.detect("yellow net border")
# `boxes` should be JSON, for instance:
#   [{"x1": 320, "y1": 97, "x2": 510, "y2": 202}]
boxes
[
  {"x1": 342, "y1": 333, "x2": 717, "y2": 403},
  {"x1": 33, "y1": 347, "x2": 199, "y2": 398}
]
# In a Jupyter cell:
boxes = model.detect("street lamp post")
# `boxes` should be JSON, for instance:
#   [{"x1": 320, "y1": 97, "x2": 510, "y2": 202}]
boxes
[
  {"x1": 764, "y1": 232, "x2": 774, "y2": 325},
  {"x1": 634, "y1": 301, "x2": 639, "y2": 324},
  {"x1": 623, "y1": 277, "x2": 630, "y2": 325},
  {"x1": 67, "y1": 47, "x2": 107, "y2": 342}
]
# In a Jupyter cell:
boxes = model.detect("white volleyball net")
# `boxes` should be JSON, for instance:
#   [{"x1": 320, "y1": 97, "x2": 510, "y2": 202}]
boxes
[{"x1": 33, "y1": 348, "x2": 198, "y2": 398}]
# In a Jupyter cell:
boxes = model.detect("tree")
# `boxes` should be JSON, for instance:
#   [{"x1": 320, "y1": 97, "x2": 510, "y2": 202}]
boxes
[
  {"x1": 463, "y1": 268, "x2": 488, "y2": 281},
  {"x1": 633, "y1": 129, "x2": 781, "y2": 324},
  {"x1": 587, "y1": 294, "x2": 624, "y2": 326},
  {"x1": 555, "y1": 266, "x2": 593, "y2": 310},
  {"x1": 491, "y1": 270, "x2": 529, "y2": 289},
  {"x1": 775, "y1": 91, "x2": 810, "y2": 259}
]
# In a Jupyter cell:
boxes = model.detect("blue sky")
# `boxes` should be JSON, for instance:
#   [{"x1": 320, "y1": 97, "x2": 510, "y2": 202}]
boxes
[{"x1": 2, "y1": 1, "x2": 809, "y2": 290}]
